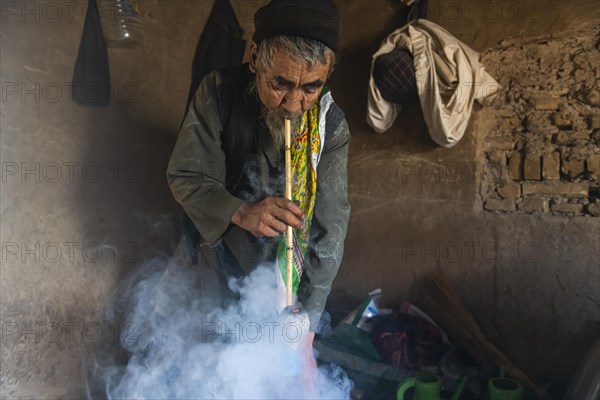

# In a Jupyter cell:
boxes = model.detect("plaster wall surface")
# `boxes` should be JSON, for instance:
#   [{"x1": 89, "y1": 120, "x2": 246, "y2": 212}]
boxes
[
  {"x1": 1, "y1": 0, "x2": 598, "y2": 398},
  {"x1": 330, "y1": 0, "x2": 600, "y2": 381},
  {"x1": 0, "y1": 0, "x2": 261, "y2": 396}
]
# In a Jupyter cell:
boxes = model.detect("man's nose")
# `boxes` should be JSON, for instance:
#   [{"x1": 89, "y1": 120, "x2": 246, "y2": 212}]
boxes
[{"x1": 281, "y1": 89, "x2": 303, "y2": 115}]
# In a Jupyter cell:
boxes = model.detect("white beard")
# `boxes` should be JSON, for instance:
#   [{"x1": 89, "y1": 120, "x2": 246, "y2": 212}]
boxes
[{"x1": 261, "y1": 106, "x2": 303, "y2": 151}]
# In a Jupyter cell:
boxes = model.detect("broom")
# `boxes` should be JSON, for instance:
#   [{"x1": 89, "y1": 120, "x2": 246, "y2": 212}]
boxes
[{"x1": 416, "y1": 273, "x2": 544, "y2": 399}]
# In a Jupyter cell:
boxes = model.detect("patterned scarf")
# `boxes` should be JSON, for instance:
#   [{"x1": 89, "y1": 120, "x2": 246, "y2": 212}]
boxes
[{"x1": 275, "y1": 93, "x2": 323, "y2": 298}]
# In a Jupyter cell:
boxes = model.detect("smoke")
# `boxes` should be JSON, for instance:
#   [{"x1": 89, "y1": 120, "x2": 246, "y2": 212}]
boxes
[{"x1": 86, "y1": 246, "x2": 353, "y2": 399}]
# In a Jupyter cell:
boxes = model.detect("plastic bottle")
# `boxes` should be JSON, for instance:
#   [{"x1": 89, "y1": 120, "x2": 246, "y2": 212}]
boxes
[{"x1": 99, "y1": 0, "x2": 144, "y2": 48}]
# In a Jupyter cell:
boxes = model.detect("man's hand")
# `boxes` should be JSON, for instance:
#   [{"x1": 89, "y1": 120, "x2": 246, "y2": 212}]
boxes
[{"x1": 231, "y1": 197, "x2": 304, "y2": 237}]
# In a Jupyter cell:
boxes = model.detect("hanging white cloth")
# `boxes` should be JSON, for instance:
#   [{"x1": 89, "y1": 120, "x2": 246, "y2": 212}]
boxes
[{"x1": 367, "y1": 19, "x2": 499, "y2": 148}]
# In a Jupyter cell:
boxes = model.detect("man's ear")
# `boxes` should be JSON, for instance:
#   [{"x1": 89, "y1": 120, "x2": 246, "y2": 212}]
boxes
[{"x1": 249, "y1": 42, "x2": 258, "y2": 73}]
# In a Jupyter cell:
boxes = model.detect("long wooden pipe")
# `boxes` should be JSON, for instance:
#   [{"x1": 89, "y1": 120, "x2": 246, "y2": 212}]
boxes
[{"x1": 284, "y1": 119, "x2": 294, "y2": 307}]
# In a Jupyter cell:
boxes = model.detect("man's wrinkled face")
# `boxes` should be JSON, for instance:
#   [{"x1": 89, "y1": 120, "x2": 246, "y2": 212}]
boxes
[
  {"x1": 249, "y1": 43, "x2": 332, "y2": 148},
  {"x1": 249, "y1": 43, "x2": 332, "y2": 116}
]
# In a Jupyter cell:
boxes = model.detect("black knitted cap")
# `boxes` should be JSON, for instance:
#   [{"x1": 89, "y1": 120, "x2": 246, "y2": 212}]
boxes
[{"x1": 253, "y1": 0, "x2": 341, "y2": 53}]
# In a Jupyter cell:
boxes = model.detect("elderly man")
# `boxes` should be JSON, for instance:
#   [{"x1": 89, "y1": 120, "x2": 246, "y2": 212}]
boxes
[{"x1": 167, "y1": 0, "x2": 350, "y2": 376}]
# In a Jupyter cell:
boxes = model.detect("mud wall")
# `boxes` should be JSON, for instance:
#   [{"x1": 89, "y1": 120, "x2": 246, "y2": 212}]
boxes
[
  {"x1": 1, "y1": 0, "x2": 598, "y2": 397},
  {"x1": 329, "y1": 0, "x2": 600, "y2": 382}
]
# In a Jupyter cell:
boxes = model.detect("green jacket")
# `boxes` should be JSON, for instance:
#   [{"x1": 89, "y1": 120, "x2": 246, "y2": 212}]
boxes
[{"x1": 167, "y1": 67, "x2": 351, "y2": 329}]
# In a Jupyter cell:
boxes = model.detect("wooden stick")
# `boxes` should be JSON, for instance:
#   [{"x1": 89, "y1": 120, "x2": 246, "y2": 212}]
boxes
[
  {"x1": 284, "y1": 119, "x2": 293, "y2": 307},
  {"x1": 417, "y1": 273, "x2": 544, "y2": 399}
]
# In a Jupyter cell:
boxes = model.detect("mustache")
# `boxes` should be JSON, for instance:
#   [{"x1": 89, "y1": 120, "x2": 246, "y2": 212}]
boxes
[
  {"x1": 276, "y1": 110, "x2": 301, "y2": 120},
  {"x1": 260, "y1": 106, "x2": 303, "y2": 151}
]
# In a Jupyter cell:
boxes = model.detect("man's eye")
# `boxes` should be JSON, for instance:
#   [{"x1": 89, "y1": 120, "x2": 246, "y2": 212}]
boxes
[
  {"x1": 303, "y1": 86, "x2": 320, "y2": 94},
  {"x1": 272, "y1": 82, "x2": 288, "y2": 91}
]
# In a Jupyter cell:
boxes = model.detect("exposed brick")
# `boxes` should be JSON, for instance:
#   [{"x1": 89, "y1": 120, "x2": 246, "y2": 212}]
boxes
[
  {"x1": 555, "y1": 132, "x2": 571, "y2": 145},
  {"x1": 518, "y1": 197, "x2": 549, "y2": 213},
  {"x1": 587, "y1": 202, "x2": 600, "y2": 216},
  {"x1": 533, "y1": 97, "x2": 561, "y2": 110},
  {"x1": 485, "y1": 198, "x2": 516, "y2": 212},
  {"x1": 555, "y1": 131, "x2": 589, "y2": 145},
  {"x1": 586, "y1": 89, "x2": 600, "y2": 107},
  {"x1": 522, "y1": 182, "x2": 589, "y2": 196},
  {"x1": 589, "y1": 115, "x2": 600, "y2": 130},
  {"x1": 508, "y1": 152, "x2": 522, "y2": 180},
  {"x1": 574, "y1": 132, "x2": 590, "y2": 140},
  {"x1": 551, "y1": 203, "x2": 584, "y2": 214},
  {"x1": 523, "y1": 152, "x2": 541, "y2": 180},
  {"x1": 497, "y1": 182, "x2": 521, "y2": 198},
  {"x1": 542, "y1": 152, "x2": 560, "y2": 180},
  {"x1": 593, "y1": 131, "x2": 600, "y2": 145},
  {"x1": 587, "y1": 155, "x2": 600, "y2": 180},
  {"x1": 553, "y1": 112, "x2": 573, "y2": 130},
  {"x1": 561, "y1": 155, "x2": 585, "y2": 179},
  {"x1": 485, "y1": 151, "x2": 506, "y2": 180},
  {"x1": 549, "y1": 89, "x2": 569, "y2": 97}
]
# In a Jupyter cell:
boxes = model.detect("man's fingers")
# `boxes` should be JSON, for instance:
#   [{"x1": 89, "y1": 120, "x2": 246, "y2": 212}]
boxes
[
  {"x1": 244, "y1": 198, "x2": 305, "y2": 238},
  {"x1": 262, "y1": 227, "x2": 280, "y2": 237},
  {"x1": 252, "y1": 218, "x2": 285, "y2": 237},
  {"x1": 267, "y1": 215, "x2": 287, "y2": 233},
  {"x1": 289, "y1": 201, "x2": 305, "y2": 219},
  {"x1": 274, "y1": 198, "x2": 305, "y2": 219},
  {"x1": 272, "y1": 207, "x2": 303, "y2": 230}
]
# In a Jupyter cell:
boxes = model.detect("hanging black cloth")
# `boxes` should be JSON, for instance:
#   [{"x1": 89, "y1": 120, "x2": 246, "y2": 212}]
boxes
[
  {"x1": 183, "y1": 0, "x2": 246, "y2": 113},
  {"x1": 72, "y1": 0, "x2": 111, "y2": 107},
  {"x1": 180, "y1": 0, "x2": 246, "y2": 264}
]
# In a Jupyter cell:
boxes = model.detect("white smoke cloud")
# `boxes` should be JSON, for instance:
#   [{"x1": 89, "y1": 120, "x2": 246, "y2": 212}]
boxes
[{"x1": 86, "y1": 250, "x2": 353, "y2": 399}]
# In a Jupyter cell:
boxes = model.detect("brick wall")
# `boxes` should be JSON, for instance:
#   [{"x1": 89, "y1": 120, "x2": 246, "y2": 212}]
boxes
[{"x1": 479, "y1": 22, "x2": 599, "y2": 217}]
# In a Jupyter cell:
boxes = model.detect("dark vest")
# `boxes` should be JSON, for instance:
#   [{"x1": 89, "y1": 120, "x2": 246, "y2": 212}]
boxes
[{"x1": 216, "y1": 64, "x2": 261, "y2": 196}]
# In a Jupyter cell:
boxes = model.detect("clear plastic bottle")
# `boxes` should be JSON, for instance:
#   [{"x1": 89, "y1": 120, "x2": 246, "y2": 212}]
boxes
[{"x1": 99, "y1": 0, "x2": 145, "y2": 48}]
